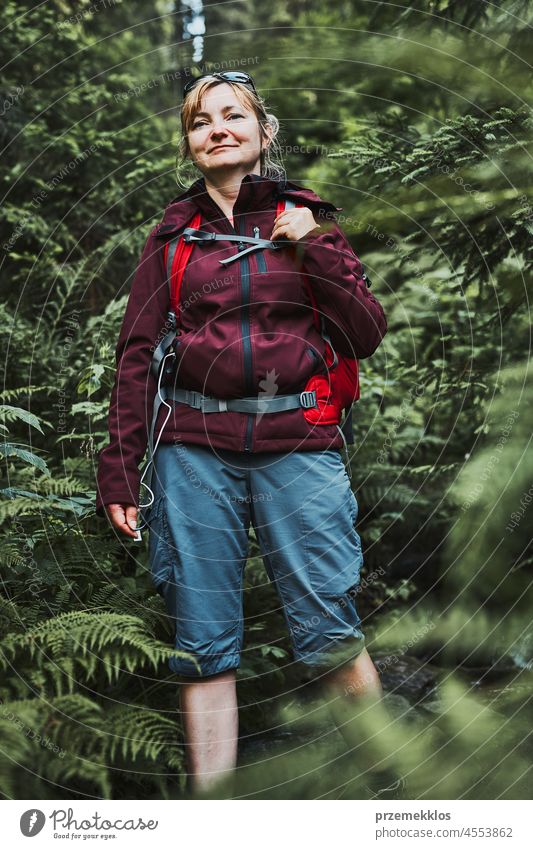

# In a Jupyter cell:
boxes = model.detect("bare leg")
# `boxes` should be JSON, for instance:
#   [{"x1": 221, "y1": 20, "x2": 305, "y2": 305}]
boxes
[
  {"x1": 320, "y1": 647, "x2": 383, "y2": 701},
  {"x1": 317, "y1": 648, "x2": 404, "y2": 795},
  {"x1": 179, "y1": 668, "x2": 239, "y2": 796},
  {"x1": 318, "y1": 647, "x2": 386, "y2": 745}
]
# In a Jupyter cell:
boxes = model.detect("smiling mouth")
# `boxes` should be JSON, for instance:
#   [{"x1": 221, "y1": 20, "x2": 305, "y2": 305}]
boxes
[{"x1": 210, "y1": 145, "x2": 238, "y2": 152}]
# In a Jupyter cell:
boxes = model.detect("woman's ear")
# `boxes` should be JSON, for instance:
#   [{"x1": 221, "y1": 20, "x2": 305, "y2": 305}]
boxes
[{"x1": 262, "y1": 121, "x2": 274, "y2": 148}]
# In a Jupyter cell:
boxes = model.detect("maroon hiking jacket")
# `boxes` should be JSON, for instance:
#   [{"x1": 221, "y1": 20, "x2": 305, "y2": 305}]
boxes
[{"x1": 95, "y1": 172, "x2": 387, "y2": 515}]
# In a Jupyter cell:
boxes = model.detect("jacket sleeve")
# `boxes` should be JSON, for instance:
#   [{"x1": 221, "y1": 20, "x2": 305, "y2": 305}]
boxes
[
  {"x1": 295, "y1": 219, "x2": 387, "y2": 358},
  {"x1": 95, "y1": 225, "x2": 168, "y2": 517}
]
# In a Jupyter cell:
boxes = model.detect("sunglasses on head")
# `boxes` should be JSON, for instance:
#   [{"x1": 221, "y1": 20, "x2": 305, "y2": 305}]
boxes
[{"x1": 183, "y1": 71, "x2": 258, "y2": 97}]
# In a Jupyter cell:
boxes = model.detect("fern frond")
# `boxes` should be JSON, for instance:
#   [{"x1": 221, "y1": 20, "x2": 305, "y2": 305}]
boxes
[
  {"x1": 0, "y1": 495, "x2": 49, "y2": 523},
  {"x1": 0, "y1": 595, "x2": 28, "y2": 637},
  {"x1": 89, "y1": 585, "x2": 172, "y2": 635},
  {"x1": 0, "y1": 443, "x2": 49, "y2": 474},
  {"x1": 0, "y1": 405, "x2": 44, "y2": 433},
  {"x1": 32, "y1": 476, "x2": 86, "y2": 496},
  {"x1": 0, "y1": 539, "x2": 28, "y2": 570},
  {"x1": 103, "y1": 705, "x2": 182, "y2": 764},
  {"x1": 0, "y1": 386, "x2": 53, "y2": 403},
  {"x1": 43, "y1": 273, "x2": 83, "y2": 339},
  {"x1": 0, "y1": 694, "x2": 110, "y2": 798},
  {"x1": 0, "y1": 612, "x2": 196, "y2": 696}
]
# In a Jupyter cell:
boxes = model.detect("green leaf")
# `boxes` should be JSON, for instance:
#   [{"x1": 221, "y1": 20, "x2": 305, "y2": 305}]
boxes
[
  {"x1": 0, "y1": 406, "x2": 44, "y2": 434},
  {"x1": 0, "y1": 444, "x2": 50, "y2": 475}
]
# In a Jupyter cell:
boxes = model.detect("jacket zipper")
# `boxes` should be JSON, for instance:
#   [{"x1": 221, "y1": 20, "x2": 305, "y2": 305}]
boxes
[
  {"x1": 220, "y1": 213, "x2": 254, "y2": 452},
  {"x1": 254, "y1": 225, "x2": 267, "y2": 273},
  {"x1": 239, "y1": 216, "x2": 254, "y2": 452}
]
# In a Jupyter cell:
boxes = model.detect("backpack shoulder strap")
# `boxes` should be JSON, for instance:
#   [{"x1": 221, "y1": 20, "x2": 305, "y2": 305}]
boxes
[
  {"x1": 277, "y1": 198, "x2": 337, "y2": 369},
  {"x1": 162, "y1": 211, "x2": 202, "y2": 321},
  {"x1": 276, "y1": 198, "x2": 323, "y2": 335},
  {"x1": 279, "y1": 198, "x2": 357, "y2": 444}
]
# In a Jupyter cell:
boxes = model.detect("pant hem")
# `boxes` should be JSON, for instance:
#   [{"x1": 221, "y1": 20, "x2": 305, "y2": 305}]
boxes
[
  {"x1": 293, "y1": 634, "x2": 366, "y2": 671},
  {"x1": 168, "y1": 651, "x2": 241, "y2": 678}
]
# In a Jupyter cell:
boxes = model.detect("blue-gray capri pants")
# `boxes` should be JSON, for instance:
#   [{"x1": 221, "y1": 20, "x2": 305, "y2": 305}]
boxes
[{"x1": 143, "y1": 442, "x2": 366, "y2": 677}]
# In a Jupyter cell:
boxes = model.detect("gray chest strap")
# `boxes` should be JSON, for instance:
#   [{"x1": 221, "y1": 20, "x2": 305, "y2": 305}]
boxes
[{"x1": 181, "y1": 227, "x2": 291, "y2": 265}]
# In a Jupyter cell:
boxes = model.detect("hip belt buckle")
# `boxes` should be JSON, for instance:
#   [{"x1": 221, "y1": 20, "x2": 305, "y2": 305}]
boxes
[
  {"x1": 186, "y1": 390, "x2": 203, "y2": 409},
  {"x1": 299, "y1": 390, "x2": 318, "y2": 409}
]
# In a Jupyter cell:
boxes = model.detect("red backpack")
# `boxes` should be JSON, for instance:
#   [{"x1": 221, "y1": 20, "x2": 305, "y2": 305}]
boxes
[{"x1": 161, "y1": 198, "x2": 360, "y2": 442}]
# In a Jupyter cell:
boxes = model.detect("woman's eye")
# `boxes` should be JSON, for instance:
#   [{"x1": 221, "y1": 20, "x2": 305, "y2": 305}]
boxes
[{"x1": 192, "y1": 113, "x2": 244, "y2": 130}]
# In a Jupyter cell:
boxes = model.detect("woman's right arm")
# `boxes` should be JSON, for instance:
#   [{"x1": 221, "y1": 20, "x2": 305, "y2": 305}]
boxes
[{"x1": 95, "y1": 224, "x2": 168, "y2": 526}]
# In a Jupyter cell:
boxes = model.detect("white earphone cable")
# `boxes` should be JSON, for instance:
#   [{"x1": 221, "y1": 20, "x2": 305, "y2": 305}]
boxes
[{"x1": 135, "y1": 351, "x2": 176, "y2": 527}]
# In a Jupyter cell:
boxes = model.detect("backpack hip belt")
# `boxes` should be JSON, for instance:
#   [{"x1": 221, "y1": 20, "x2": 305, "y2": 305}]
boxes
[{"x1": 163, "y1": 386, "x2": 318, "y2": 413}]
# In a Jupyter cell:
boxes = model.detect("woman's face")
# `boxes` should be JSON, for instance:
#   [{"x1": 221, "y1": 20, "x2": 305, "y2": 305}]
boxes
[{"x1": 187, "y1": 82, "x2": 266, "y2": 179}]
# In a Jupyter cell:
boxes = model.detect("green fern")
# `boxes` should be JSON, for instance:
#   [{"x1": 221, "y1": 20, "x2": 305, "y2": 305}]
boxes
[
  {"x1": 0, "y1": 405, "x2": 44, "y2": 434},
  {"x1": 0, "y1": 612, "x2": 196, "y2": 698},
  {"x1": 0, "y1": 692, "x2": 185, "y2": 799},
  {"x1": 103, "y1": 705, "x2": 183, "y2": 767},
  {"x1": 89, "y1": 584, "x2": 172, "y2": 636}
]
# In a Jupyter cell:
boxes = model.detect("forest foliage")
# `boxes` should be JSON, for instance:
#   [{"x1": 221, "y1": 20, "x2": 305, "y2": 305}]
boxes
[{"x1": 0, "y1": 0, "x2": 531, "y2": 799}]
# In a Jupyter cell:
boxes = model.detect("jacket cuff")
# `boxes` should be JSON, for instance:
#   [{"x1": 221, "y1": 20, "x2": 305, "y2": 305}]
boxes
[{"x1": 95, "y1": 487, "x2": 140, "y2": 518}]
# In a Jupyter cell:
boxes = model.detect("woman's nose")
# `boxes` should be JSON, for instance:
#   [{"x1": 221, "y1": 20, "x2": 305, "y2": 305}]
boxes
[{"x1": 210, "y1": 124, "x2": 229, "y2": 138}]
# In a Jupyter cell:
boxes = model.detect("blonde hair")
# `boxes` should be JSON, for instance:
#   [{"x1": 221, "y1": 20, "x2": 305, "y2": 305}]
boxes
[{"x1": 175, "y1": 77, "x2": 285, "y2": 189}]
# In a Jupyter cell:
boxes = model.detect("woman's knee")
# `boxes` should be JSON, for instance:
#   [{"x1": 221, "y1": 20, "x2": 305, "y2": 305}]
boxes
[{"x1": 177, "y1": 668, "x2": 237, "y2": 684}]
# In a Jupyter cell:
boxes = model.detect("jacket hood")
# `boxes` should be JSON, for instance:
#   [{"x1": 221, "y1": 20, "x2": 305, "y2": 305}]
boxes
[{"x1": 155, "y1": 172, "x2": 342, "y2": 237}]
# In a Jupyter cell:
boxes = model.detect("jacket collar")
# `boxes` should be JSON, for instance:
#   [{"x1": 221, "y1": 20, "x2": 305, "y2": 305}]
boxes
[{"x1": 155, "y1": 171, "x2": 342, "y2": 237}]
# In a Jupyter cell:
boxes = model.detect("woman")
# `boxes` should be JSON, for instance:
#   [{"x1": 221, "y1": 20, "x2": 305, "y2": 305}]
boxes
[{"x1": 96, "y1": 71, "x2": 390, "y2": 795}]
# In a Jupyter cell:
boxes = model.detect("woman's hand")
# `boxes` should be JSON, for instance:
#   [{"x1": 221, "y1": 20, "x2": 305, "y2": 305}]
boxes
[
  {"x1": 270, "y1": 206, "x2": 322, "y2": 242},
  {"x1": 106, "y1": 503, "x2": 139, "y2": 538}
]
